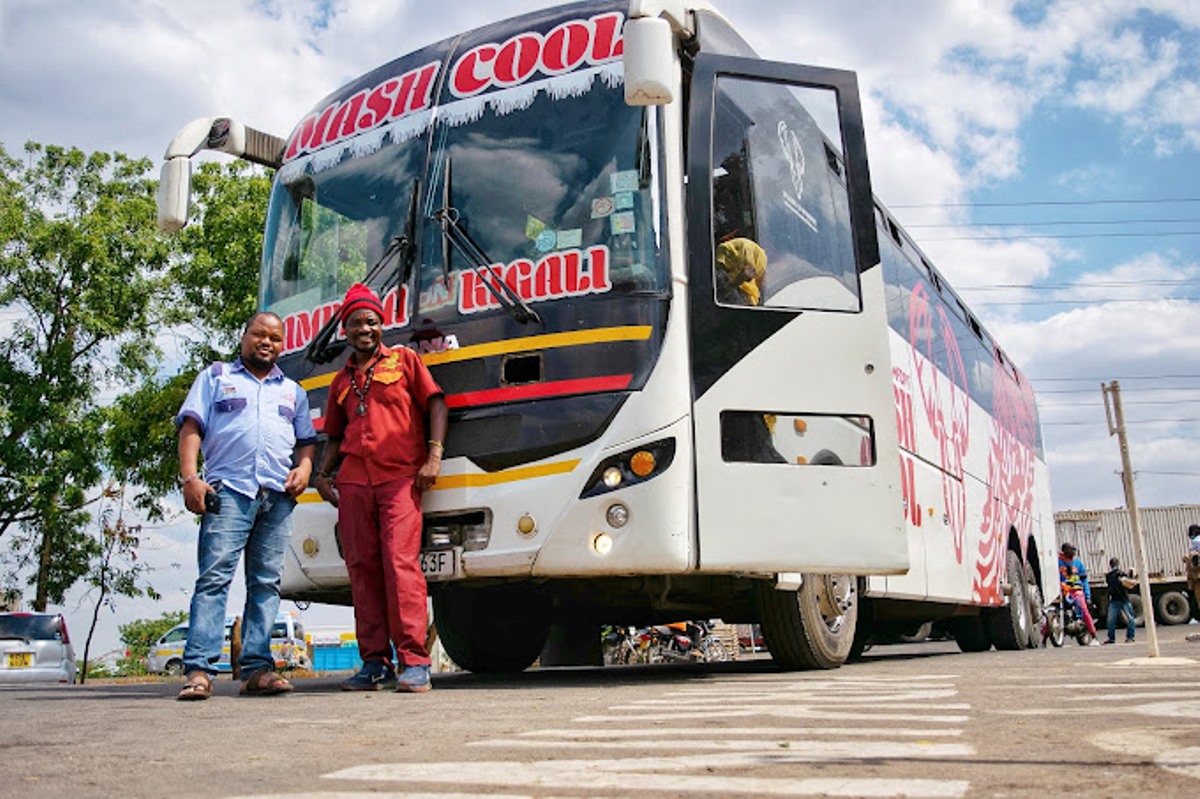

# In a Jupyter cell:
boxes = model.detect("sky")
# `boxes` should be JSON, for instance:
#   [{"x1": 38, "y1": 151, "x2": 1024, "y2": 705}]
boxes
[{"x1": 1, "y1": 0, "x2": 1198, "y2": 655}]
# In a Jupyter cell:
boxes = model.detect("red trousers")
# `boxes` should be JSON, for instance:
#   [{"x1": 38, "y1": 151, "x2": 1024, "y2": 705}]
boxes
[{"x1": 338, "y1": 478, "x2": 430, "y2": 668}]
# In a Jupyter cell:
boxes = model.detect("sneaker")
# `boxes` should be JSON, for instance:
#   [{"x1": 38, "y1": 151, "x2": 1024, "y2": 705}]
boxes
[
  {"x1": 1088, "y1": 639, "x2": 1101, "y2": 646},
  {"x1": 1124, "y1": 638, "x2": 1135, "y2": 644},
  {"x1": 396, "y1": 664, "x2": 431, "y2": 693},
  {"x1": 341, "y1": 661, "x2": 396, "y2": 691},
  {"x1": 1102, "y1": 640, "x2": 1115, "y2": 645}
]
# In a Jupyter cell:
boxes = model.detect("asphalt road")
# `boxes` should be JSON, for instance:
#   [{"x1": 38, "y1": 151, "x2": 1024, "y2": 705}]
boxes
[{"x1": 4, "y1": 627, "x2": 1200, "y2": 798}]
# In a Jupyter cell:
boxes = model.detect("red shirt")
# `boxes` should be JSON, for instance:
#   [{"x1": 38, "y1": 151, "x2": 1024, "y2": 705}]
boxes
[{"x1": 323, "y1": 344, "x2": 443, "y2": 485}]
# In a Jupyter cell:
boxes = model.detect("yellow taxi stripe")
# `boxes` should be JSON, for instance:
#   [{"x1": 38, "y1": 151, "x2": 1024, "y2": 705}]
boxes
[
  {"x1": 294, "y1": 458, "x2": 580, "y2": 501},
  {"x1": 298, "y1": 325, "x2": 652, "y2": 390}
]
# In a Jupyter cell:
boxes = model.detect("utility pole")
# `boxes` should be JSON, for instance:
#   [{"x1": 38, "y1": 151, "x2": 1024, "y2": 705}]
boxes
[{"x1": 1102, "y1": 380, "x2": 1159, "y2": 657}]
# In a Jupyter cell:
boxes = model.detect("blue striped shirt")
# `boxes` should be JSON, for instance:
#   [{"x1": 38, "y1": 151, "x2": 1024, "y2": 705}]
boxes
[{"x1": 177, "y1": 358, "x2": 318, "y2": 499}]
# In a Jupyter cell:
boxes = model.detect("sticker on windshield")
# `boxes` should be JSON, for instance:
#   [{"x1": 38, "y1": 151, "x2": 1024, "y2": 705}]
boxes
[
  {"x1": 556, "y1": 228, "x2": 582, "y2": 248},
  {"x1": 610, "y1": 170, "x2": 638, "y2": 193},
  {"x1": 525, "y1": 215, "x2": 548, "y2": 240},
  {"x1": 613, "y1": 191, "x2": 634, "y2": 210},
  {"x1": 591, "y1": 197, "x2": 614, "y2": 218},
  {"x1": 535, "y1": 229, "x2": 557, "y2": 252},
  {"x1": 610, "y1": 211, "x2": 635, "y2": 235}
]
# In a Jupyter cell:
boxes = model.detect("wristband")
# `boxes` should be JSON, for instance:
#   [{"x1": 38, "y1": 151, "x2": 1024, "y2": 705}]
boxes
[
  {"x1": 427, "y1": 440, "x2": 444, "y2": 452},
  {"x1": 178, "y1": 474, "x2": 200, "y2": 487}
]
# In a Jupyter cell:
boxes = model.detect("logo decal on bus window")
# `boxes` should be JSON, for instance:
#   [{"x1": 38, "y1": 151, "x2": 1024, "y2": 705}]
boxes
[
  {"x1": 280, "y1": 286, "x2": 411, "y2": 354},
  {"x1": 458, "y1": 246, "x2": 612, "y2": 315},
  {"x1": 778, "y1": 120, "x2": 818, "y2": 233},
  {"x1": 449, "y1": 13, "x2": 624, "y2": 99}
]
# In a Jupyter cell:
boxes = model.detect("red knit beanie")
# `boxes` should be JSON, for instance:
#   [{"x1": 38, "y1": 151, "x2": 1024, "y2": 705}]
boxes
[{"x1": 340, "y1": 283, "x2": 383, "y2": 322}]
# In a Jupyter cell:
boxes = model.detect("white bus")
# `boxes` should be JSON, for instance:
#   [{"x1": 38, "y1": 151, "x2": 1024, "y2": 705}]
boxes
[{"x1": 157, "y1": 0, "x2": 1056, "y2": 672}]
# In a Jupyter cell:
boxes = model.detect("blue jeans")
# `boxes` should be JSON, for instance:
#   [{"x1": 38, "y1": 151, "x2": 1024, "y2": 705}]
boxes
[
  {"x1": 1106, "y1": 598, "x2": 1136, "y2": 642},
  {"x1": 183, "y1": 485, "x2": 295, "y2": 676}
]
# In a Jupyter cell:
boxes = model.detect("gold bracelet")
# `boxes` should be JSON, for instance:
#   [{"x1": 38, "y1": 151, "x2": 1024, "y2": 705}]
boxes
[{"x1": 427, "y1": 440, "x2": 444, "y2": 451}]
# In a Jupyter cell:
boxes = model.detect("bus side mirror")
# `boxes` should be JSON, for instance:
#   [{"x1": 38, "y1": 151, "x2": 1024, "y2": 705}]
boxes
[
  {"x1": 623, "y1": 16, "x2": 675, "y2": 106},
  {"x1": 157, "y1": 157, "x2": 192, "y2": 233}
]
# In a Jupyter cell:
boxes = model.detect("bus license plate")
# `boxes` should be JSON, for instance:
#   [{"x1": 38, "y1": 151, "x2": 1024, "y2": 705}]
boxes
[
  {"x1": 6, "y1": 652, "x2": 32, "y2": 668},
  {"x1": 420, "y1": 547, "x2": 462, "y2": 581}
]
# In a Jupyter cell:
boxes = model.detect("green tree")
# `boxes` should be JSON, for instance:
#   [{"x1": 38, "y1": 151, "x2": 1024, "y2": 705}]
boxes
[
  {"x1": 0, "y1": 142, "x2": 171, "y2": 610},
  {"x1": 118, "y1": 608, "x2": 188, "y2": 675},
  {"x1": 107, "y1": 160, "x2": 271, "y2": 514}
]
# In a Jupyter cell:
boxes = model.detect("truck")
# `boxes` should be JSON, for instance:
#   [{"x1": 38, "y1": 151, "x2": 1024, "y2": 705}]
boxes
[{"x1": 1054, "y1": 504, "x2": 1200, "y2": 626}]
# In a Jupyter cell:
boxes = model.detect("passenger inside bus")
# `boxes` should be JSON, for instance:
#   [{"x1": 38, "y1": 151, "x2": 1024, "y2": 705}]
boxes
[{"x1": 714, "y1": 237, "x2": 768, "y2": 306}]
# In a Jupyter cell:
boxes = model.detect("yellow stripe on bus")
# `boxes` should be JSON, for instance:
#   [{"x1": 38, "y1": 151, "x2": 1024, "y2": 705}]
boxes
[
  {"x1": 298, "y1": 325, "x2": 652, "y2": 390},
  {"x1": 294, "y1": 459, "x2": 580, "y2": 502}
]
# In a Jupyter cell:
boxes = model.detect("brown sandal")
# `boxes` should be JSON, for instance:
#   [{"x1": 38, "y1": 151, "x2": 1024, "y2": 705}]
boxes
[
  {"x1": 239, "y1": 668, "x2": 293, "y2": 696},
  {"x1": 177, "y1": 671, "x2": 213, "y2": 701}
]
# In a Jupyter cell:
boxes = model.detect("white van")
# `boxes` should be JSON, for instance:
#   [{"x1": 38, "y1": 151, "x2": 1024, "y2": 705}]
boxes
[{"x1": 146, "y1": 611, "x2": 308, "y2": 674}]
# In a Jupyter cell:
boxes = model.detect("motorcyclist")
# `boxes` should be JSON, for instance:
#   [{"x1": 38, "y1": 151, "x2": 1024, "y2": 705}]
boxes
[{"x1": 1058, "y1": 542, "x2": 1100, "y2": 645}]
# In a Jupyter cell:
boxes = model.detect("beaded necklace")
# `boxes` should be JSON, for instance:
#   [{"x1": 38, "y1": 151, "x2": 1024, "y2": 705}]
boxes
[{"x1": 349, "y1": 356, "x2": 380, "y2": 416}]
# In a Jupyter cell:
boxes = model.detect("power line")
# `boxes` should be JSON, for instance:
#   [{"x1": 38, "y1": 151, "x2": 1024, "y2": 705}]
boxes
[
  {"x1": 892, "y1": 198, "x2": 1200, "y2": 209},
  {"x1": 971, "y1": 296, "x2": 1200, "y2": 306},
  {"x1": 961, "y1": 280, "x2": 1196, "y2": 290},
  {"x1": 908, "y1": 218, "x2": 1200, "y2": 229},
  {"x1": 921, "y1": 231, "x2": 1200, "y2": 242},
  {"x1": 1029, "y1": 374, "x2": 1200, "y2": 382},
  {"x1": 1042, "y1": 418, "x2": 1200, "y2": 425}
]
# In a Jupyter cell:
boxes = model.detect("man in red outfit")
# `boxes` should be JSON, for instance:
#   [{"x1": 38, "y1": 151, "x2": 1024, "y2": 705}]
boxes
[{"x1": 314, "y1": 283, "x2": 448, "y2": 692}]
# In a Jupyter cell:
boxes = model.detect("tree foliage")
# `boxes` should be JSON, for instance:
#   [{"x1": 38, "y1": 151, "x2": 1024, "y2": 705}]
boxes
[
  {"x1": 0, "y1": 140, "x2": 268, "y2": 614},
  {"x1": 0, "y1": 142, "x2": 170, "y2": 609}
]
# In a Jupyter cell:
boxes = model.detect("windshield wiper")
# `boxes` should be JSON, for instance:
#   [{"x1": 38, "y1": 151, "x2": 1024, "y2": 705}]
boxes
[
  {"x1": 305, "y1": 179, "x2": 421, "y2": 364},
  {"x1": 432, "y1": 206, "x2": 544, "y2": 326},
  {"x1": 431, "y1": 157, "x2": 542, "y2": 326}
]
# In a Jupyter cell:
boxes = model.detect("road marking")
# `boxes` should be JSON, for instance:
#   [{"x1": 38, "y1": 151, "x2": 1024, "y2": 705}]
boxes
[
  {"x1": 517, "y1": 726, "x2": 965, "y2": 738},
  {"x1": 470, "y1": 737, "x2": 973, "y2": 757},
  {"x1": 576, "y1": 705, "x2": 969, "y2": 722},
  {"x1": 1090, "y1": 728, "x2": 1200, "y2": 782},
  {"x1": 628, "y1": 688, "x2": 962, "y2": 703},
  {"x1": 325, "y1": 755, "x2": 970, "y2": 798}
]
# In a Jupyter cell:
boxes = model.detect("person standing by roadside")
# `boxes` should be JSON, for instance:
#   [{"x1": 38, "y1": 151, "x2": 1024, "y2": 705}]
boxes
[
  {"x1": 176, "y1": 312, "x2": 317, "y2": 700},
  {"x1": 313, "y1": 283, "x2": 448, "y2": 693},
  {"x1": 1103, "y1": 557, "x2": 1137, "y2": 645}
]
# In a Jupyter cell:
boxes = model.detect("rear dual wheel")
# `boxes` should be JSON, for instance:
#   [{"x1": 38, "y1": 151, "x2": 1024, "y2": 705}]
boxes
[{"x1": 987, "y1": 550, "x2": 1031, "y2": 650}]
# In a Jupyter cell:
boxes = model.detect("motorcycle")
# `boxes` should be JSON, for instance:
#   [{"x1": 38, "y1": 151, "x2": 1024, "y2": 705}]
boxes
[
  {"x1": 600, "y1": 625, "x2": 641, "y2": 665},
  {"x1": 1042, "y1": 594, "x2": 1095, "y2": 647},
  {"x1": 640, "y1": 621, "x2": 731, "y2": 663}
]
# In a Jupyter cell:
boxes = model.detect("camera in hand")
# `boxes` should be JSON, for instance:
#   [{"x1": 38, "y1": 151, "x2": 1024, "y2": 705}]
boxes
[{"x1": 205, "y1": 491, "x2": 221, "y2": 514}]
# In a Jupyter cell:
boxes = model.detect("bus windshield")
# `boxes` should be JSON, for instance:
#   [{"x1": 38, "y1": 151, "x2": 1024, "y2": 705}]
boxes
[{"x1": 260, "y1": 64, "x2": 667, "y2": 330}]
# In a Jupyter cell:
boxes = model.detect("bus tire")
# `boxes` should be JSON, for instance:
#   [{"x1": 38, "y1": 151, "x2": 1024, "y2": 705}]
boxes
[
  {"x1": 754, "y1": 574, "x2": 857, "y2": 670},
  {"x1": 949, "y1": 615, "x2": 991, "y2": 652},
  {"x1": 986, "y1": 550, "x2": 1030, "y2": 650},
  {"x1": 1023, "y1": 561, "x2": 1045, "y2": 650},
  {"x1": 1154, "y1": 590, "x2": 1192, "y2": 626},
  {"x1": 432, "y1": 583, "x2": 551, "y2": 674}
]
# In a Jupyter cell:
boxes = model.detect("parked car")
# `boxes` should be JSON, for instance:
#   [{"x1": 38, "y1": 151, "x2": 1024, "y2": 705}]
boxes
[
  {"x1": 0, "y1": 612, "x2": 77, "y2": 684},
  {"x1": 146, "y1": 611, "x2": 308, "y2": 675}
]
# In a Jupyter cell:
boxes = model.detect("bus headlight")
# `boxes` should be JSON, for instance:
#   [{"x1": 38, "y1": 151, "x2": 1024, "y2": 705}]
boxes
[
  {"x1": 580, "y1": 438, "x2": 676, "y2": 498},
  {"x1": 602, "y1": 466, "x2": 623, "y2": 489},
  {"x1": 606, "y1": 503, "x2": 630, "y2": 528}
]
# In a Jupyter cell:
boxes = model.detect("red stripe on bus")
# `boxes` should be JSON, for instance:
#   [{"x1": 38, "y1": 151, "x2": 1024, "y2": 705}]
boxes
[{"x1": 445, "y1": 374, "x2": 633, "y2": 408}]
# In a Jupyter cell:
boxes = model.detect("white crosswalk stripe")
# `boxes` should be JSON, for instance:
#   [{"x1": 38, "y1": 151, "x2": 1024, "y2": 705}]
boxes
[{"x1": 300, "y1": 673, "x2": 975, "y2": 798}]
